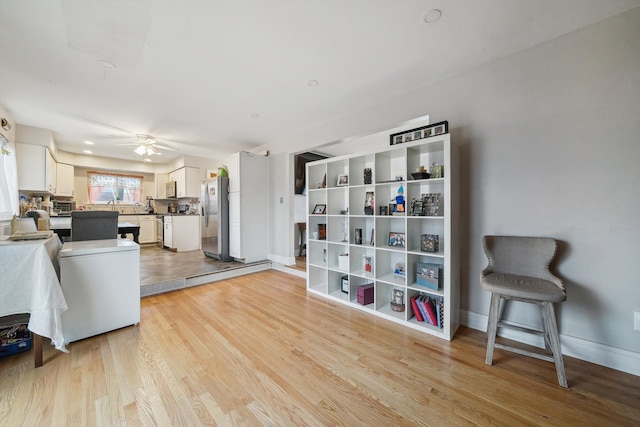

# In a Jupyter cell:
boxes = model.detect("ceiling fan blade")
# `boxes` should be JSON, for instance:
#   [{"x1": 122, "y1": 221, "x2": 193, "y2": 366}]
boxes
[{"x1": 155, "y1": 144, "x2": 177, "y2": 151}]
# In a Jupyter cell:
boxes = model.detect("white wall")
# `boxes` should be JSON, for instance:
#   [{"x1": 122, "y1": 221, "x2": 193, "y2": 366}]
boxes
[
  {"x1": 267, "y1": 8, "x2": 640, "y2": 362},
  {"x1": 267, "y1": 152, "x2": 293, "y2": 264}
]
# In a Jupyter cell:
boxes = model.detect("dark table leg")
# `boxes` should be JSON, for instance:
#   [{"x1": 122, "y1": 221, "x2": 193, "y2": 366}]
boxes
[{"x1": 33, "y1": 333, "x2": 43, "y2": 367}]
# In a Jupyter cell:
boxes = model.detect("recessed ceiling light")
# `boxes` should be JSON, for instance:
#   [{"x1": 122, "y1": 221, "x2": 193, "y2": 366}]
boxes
[
  {"x1": 83, "y1": 150, "x2": 93, "y2": 154},
  {"x1": 422, "y1": 9, "x2": 442, "y2": 24},
  {"x1": 83, "y1": 140, "x2": 94, "y2": 145},
  {"x1": 307, "y1": 80, "x2": 319, "y2": 87},
  {"x1": 250, "y1": 113, "x2": 261, "y2": 119}
]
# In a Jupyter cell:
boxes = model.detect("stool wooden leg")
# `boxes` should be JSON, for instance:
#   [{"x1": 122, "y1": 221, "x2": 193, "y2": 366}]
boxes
[
  {"x1": 543, "y1": 302, "x2": 568, "y2": 388},
  {"x1": 485, "y1": 293, "x2": 501, "y2": 365},
  {"x1": 540, "y1": 304, "x2": 552, "y2": 354}
]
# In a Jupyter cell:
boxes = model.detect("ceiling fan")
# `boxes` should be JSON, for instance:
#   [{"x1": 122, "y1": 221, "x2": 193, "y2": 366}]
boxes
[{"x1": 118, "y1": 134, "x2": 177, "y2": 157}]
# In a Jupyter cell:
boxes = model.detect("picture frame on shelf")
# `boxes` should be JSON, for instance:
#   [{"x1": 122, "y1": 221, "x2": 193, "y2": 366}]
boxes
[
  {"x1": 389, "y1": 120, "x2": 449, "y2": 146},
  {"x1": 421, "y1": 234, "x2": 439, "y2": 252},
  {"x1": 337, "y1": 174, "x2": 349, "y2": 186},
  {"x1": 312, "y1": 204, "x2": 326, "y2": 214},
  {"x1": 410, "y1": 199, "x2": 424, "y2": 216},
  {"x1": 391, "y1": 289, "x2": 405, "y2": 312},
  {"x1": 341, "y1": 275, "x2": 349, "y2": 293},
  {"x1": 388, "y1": 232, "x2": 405, "y2": 248},
  {"x1": 364, "y1": 191, "x2": 374, "y2": 215},
  {"x1": 363, "y1": 168, "x2": 372, "y2": 185},
  {"x1": 318, "y1": 224, "x2": 327, "y2": 240},
  {"x1": 354, "y1": 228, "x2": 363, "y2": 245},
  {"x1": 394, "y1": 262, "x2": 406, "y2": 278}
]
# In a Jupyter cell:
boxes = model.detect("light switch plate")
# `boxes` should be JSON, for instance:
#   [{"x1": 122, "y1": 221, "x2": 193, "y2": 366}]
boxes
[{"x1": 634, "y1": 311, "x2": 640, "y2": 331}]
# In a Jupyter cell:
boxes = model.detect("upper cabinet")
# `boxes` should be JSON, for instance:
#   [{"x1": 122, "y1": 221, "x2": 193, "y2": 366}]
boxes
[
  {"x1": 56, "y1": 163, "x2": 74, "y2": 197},
  {"x1": 16, "y1": 143, "x2": 57, "y2": 194},
  {"x1": 169, "y1": 166, "x2": 200, "y2": 198},
  {"x1": 156, "y1": 173, "x2": 168, "y2": 199}
]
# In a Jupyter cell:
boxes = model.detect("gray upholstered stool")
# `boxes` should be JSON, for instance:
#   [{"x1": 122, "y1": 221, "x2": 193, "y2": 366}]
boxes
[{"x1": 480, "y1": 235, "x2": 568, "y2": 387}]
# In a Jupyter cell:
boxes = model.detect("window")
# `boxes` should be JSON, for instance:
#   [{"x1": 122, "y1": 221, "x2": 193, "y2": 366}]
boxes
[{"x1": 87, "y1": 171, "x2": 143, "y2": 204}]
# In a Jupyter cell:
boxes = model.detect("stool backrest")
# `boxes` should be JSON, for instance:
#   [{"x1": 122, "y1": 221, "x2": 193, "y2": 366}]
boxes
[
  {"x1": 71, "y1": 210, "x2": 119, "y2": 241},
  {"x1": 482, "y1": 235, "x2": 559, "y2": 283}
]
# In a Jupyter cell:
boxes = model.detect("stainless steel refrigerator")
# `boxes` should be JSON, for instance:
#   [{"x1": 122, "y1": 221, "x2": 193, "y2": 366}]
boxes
[{"x1": 201, "y1": 176, "x2": 232, "y2": 261}]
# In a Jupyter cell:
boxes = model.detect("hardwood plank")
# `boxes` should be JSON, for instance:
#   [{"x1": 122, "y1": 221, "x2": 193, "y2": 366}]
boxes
[{"x1": 0, "y1": 270, "x2": 638, "y2": 426}]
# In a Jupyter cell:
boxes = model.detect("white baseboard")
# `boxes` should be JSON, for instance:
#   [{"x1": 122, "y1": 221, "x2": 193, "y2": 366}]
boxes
[
  {"x1": 462, "y1": 309, "x2": 640, "y2": 377},
  {"x1": 270, "y1": 262, "x2": 307, "y2": 279},
  {"x1": 269, "y1": 253, "x2": 295, "y2": 266}
]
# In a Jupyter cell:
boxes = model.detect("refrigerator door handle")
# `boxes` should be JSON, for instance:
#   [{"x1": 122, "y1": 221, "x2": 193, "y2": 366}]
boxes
[{"x1": 203, "y1": 183, "x2": 210, "y2": 228}]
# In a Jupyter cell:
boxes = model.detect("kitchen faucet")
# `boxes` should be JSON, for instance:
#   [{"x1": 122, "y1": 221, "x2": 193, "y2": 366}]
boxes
[{"x1": 107, "y1": 200, "x2": 115, "y2": 211}]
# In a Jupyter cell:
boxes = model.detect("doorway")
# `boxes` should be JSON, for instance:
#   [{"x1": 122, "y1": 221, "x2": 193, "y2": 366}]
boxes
[{"x1": 293, "y1": 152, "x2": 327, "y2": 271}]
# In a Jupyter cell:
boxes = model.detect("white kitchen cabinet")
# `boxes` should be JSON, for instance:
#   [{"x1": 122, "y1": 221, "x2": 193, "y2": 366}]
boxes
[
  {"x1": 169, "y1": 167, "x2": 200, "y2": 198},
  {"x1": 164, "y1": 215, "x2": 200, "y2": 251},
  {"x1": 137, "y1": 215, "x2": 156, "y2": 244},
  {"x1": 56, "y1": 163, "x2": 74, "y2": 197},
  {"x1": 121, "y1": 215, "x2": 156, "y2": 244},
  {"x1": 16, "y1": 143, "x2": 57, "y2": 194},
  {"x1": 156, "y1": 173, "x2": 168, "y2": 199},
  {"x1": 227, "y1": 151, "x2": 268, "y2": 263}
]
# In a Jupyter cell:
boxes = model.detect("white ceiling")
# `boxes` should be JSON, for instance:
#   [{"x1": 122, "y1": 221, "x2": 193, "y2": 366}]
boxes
[{"x1": 1, "y1": 0, "x2": 639, "y2": 164}]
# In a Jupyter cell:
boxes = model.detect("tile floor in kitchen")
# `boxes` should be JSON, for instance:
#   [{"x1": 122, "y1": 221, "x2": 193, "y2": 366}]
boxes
[{"x1": 139, "y1": 245, "x2": 268, "y2": 296}]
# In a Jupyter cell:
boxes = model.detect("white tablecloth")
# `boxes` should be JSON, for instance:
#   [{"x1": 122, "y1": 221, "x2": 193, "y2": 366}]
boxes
[{"x1": 0, "y1": 235, "x2": 68, "y2": 351}]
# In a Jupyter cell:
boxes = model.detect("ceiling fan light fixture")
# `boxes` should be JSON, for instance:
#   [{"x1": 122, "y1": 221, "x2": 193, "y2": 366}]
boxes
[{"x1": 134, "y1": 145, "x2": 146, "y2": 155}]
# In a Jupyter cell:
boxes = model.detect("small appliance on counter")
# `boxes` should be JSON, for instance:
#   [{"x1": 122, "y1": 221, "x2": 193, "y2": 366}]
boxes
[{"x1": 146, "y1": 196, "x2": 154, "y2": 214}]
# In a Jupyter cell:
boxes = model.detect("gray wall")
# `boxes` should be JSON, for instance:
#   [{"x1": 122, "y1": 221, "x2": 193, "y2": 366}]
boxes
[{"x1": 268, "y1": 8, "x2": 640, "y2": 355}]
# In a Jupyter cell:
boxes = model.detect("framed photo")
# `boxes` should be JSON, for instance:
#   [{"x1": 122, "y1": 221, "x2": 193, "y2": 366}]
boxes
[
  {"x1": 312, "y1": 204, "x2": 326, "y2": 214},
  {"x1": 364, "y1": 191, "x2": 374, "y2": 215},
  {"x1": 389, "y1": 120, "x2": 449, "y2": 145},
  {"x1": 421, "y1": 234, "x2": 439, "y2": 252},
  {"x1": 337, "y1": 174, "x2": 349, "y2": 186},
  {"x1": 391, "y1": 289, "x2": 405, "y2": 312},
  {"x1": 354, "y1": 228, "x2": 363, "y2": 245},
  {"x1": 341, "y1": 275, "x2": 349, "y2": 293},
  {"x1": 410, "y1": 199, "x2": 423, "y2": 216},
  {"x1": 388, "y1": 232, "x2": 405, "y2": 248},
  {"x1": 394, "y1": 262, "x2": 406, "y2": 278}
]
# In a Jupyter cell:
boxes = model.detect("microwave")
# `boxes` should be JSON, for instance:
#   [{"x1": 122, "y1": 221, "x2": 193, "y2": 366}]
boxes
[
  {"x1": 166, "y1": 181, "x2": 177, "y2": 198},
  {"x1": 53, "y1": 200, "x2": 76, "y2": 214}
]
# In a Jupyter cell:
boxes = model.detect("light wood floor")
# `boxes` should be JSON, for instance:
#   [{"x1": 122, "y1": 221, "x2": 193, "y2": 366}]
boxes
[{"x1": 1, "y1": 271, "x2": 638, "y2": 426}]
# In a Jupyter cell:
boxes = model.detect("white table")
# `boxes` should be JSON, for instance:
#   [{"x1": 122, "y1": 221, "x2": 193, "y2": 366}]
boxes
[{"x1": 0, "y1": 234, "x2": 68, "y2": 366}]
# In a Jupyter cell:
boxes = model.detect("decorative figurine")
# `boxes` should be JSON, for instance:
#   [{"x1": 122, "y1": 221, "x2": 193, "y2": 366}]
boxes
[{"x1": 395, "y1": 185, "x2": 405, "y2": 213}]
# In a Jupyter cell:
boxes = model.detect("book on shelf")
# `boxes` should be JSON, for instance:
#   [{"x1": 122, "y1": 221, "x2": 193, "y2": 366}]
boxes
[
  {"x1": 422, "y1": 295, "x2": 439, "y2": 326},
  {"x1": 416, "y1": 295, "x2": 430, "y2": 323},
  {"x1": 410, "y1": 296, "x2": 424, "y2": 322}
]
